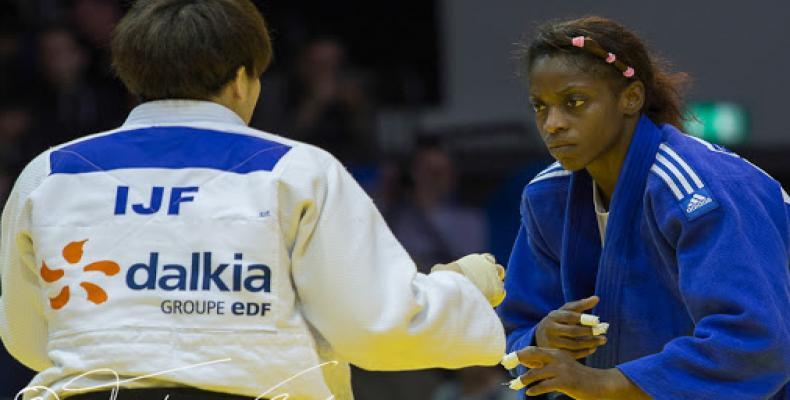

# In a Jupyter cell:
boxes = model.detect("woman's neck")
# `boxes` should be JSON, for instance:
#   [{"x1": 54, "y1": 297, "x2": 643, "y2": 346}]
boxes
[{"x1": 585, "y1": 116, "x2": 639, "y2": 206}]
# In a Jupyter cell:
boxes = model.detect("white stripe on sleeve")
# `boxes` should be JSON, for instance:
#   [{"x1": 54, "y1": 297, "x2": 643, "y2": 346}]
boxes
[
  {"x1": 535, "y1": 162, "x2": 562, "y2": 177},
  {"x1": 650, "y1": 164, "x2": 684, "y2": 200},
  {"x1": 655, "y1": 153, "x2": 694, "y2": 195},
  {"x1": 530, "y1": 170, "x2": 572, "y2": 185},
  {"x1": 659, "y1": 144, "x2": 705, "y2": 189}
]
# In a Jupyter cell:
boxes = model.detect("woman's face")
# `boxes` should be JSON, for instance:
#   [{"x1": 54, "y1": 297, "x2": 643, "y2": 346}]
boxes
[{"x1": 528, "y1": 55, "x2": 628, "y2": 171}]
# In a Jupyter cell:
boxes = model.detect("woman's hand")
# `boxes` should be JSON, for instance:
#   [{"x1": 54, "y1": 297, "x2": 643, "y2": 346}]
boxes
[
  {"x1": 535, "y1": 296, "x2": 606, "y2": 359},
  {"x1": 510, "y1": 346, "x2": 651, "y2": 400}
]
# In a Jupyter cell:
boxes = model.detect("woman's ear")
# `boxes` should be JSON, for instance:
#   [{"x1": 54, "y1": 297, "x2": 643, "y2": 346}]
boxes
[{"x1": 620, "y1": 80, "x2": 645, "y2": 116}]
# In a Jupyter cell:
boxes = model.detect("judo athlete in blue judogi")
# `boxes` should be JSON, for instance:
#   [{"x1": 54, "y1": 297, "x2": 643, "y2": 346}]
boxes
[{"x1": 497, "y1": 17, "x2": 790, "y2": 400}]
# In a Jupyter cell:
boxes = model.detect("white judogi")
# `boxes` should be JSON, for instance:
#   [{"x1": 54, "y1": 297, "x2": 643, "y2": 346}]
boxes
[{"x1": 0, "y1": 100, "x2": 505, "y2": 400}]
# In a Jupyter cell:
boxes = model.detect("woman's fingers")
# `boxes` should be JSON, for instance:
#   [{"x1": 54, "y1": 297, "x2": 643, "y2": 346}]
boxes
[
  {"x1": 559, "y1": 295, "x2": 599, "y2": 312},
  {"x1": 516, "y1": 366, "x2": 556, "y2": 389},
  {"x1": 550, "y1": 320, "x2": 594, "y2": 337},
  {"x1": 545, "y1": 335, "x2": 606, "y2": 351},
  {"x1": 547, "y1": 309, "x2": 582, "y2": 324},
  {"x1": 568, "y1": 347, "x2": 598, "y2": 359},
  {"x1": 515, "y1": 346, "x2": 554, "y2": 368}
]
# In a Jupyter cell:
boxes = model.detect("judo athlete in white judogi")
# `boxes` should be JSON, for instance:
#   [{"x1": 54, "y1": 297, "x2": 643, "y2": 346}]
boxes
[{"x1": 0, "y1": 1, "x2": 506, "y2": 399}]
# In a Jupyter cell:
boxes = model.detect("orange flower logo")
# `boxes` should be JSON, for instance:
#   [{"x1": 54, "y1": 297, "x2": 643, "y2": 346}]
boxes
[{"x1": 40, "y1": 240, "x2": 120, "y2": 310}]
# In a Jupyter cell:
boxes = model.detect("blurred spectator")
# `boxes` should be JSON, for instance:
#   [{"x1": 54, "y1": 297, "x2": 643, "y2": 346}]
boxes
[
  {"x1": 352, "y1": 141, "x2": 490, "y2": 400},
  {"x1": 0, "y1": 5, "x2": 49, "y2": 394},
  {"x1": 71, "y1": 0, "x2": 124, "y2": 84},
  {"x1": 0, "y1": 99, "x2": 33, "y2": 180},
  {"x1": 22, "y1": 25, "x2": 127, "y2": 158},
  {"x1": 431, "y1": 366, "x2": 520, "y2": 400},
  {"x1": 252, "y1": 37, "x2": 377, "y2": 164},
  {"x1": 72, "y1": 0, "x2": 119, "y2": 49},
  {"x1": 38, "y1": 25, "x2": 87, "y2": 93},
  {"x1": 485, "y1": 163, "x2": 548, "y2": 263},
  {"x1": 386, "y1": 141, "x2": 488, "y2": 273},
  {"x1": 366, "y1": 158, "x2": 406, "y2": 208}
]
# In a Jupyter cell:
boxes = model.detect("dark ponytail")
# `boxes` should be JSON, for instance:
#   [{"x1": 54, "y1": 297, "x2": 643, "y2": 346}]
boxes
[{"x1": 520, "y1": 16, "x2": 690, "y2": 128}]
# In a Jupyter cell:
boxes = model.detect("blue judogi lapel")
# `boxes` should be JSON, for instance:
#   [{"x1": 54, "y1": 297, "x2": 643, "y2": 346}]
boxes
[{"x1": 560, "y1": 115, "x2": 663, "y2": 367}]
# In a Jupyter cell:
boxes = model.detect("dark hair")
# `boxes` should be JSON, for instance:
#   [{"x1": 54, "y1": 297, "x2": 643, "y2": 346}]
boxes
[
  {"x1": 520, "y1": 16, "x2": 689, "y2": 127},
  {"x1": 111, "y1": 0, "x2": 272, "y2": 100}
]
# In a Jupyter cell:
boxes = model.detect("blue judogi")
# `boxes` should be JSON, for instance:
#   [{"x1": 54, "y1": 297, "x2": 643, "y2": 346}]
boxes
[{"x1": 498, "y1": 115, "x2": 790, "y2": 399}]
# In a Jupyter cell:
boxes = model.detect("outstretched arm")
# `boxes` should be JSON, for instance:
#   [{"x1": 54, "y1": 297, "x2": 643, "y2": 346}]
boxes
[{"x1": 285, "y1": 152, "x2": 506, "y2": 370}]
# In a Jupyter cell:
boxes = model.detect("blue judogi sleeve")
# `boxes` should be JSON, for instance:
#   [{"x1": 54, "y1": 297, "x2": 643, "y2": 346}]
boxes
[
  {"x1": 497, "y1": 189, "x2": 565, "y2": 366},
  {"x1": 618, "y1": 175, "x2": 790, "y2": 399}
]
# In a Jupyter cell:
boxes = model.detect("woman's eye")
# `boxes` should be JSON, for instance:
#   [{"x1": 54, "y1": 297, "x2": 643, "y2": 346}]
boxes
[
  {"x1": 532, "y1": 103, "x2": 546, "y2": 112},
  {"x1": 567, "y1": 99, "x2": 586, "y2": 108}
]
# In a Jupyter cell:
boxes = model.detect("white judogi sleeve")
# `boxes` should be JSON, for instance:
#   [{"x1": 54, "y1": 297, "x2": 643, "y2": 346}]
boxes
[
  {"x1": 282, "y1": 146, "x2": 505, "y2": 370},
  {"x1": 0, "y1": 153, "x2": 52, "y2": 371}
]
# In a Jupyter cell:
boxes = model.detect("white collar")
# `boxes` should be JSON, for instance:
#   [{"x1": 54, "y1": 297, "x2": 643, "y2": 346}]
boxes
[{"x1": 122, "y1": 100, "x2": 247, "y2": 127}]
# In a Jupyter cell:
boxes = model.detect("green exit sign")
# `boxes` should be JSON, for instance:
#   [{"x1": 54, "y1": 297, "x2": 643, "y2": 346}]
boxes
[{"x1": 683, "y1": 102, "x2": 748, "y2": 145}]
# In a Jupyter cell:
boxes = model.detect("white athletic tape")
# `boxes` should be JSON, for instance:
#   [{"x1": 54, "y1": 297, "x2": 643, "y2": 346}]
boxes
[
  {"x1": 501, "y1": 352, "x2": 520, "y2": 369},
  {"x1": 592, "y1": 322, "x2": 610, "y2": 336},
  {"x1": 580, "y1": 313, "x2": 600, "y2": 326},
  {"x1": 509, "y1": 377, "x2": 526, "y2": 390}
]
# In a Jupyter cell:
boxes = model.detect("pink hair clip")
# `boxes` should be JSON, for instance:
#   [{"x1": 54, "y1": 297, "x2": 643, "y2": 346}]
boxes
[
  {"x1": 571, "y1": 36, "x2": 585, "y2": 48},
  {"x1": 623, "y1": 67, "x2": 635, "y2": 78},
  {"x1": 606, "y1": 53, "x2": 616, "y2": 63}
]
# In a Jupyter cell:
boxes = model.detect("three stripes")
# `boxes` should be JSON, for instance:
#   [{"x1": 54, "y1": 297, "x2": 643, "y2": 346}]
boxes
[
  {"x1": 529, "y1": 162, "x2": 571, "y2": 185},
  {"x1": 650, "y1": 144, "x2": 705, "y2": 201},
  {"x1": 529, "y1": 141, "x2": 789, "y2": 205}
]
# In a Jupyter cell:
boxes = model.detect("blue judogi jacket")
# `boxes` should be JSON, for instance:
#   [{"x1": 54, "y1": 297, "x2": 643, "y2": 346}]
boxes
[{"x1": 498, "y1": 115, "x2": 790, "y2": 399}]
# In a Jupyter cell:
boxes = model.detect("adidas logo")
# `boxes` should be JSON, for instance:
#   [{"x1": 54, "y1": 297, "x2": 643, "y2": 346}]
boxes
[{"x1": 686, "y1": 193, "x2": 712, "y2": 213}]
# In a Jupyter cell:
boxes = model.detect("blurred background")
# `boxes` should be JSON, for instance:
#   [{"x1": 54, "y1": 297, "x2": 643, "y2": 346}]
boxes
[{"x1": 1, "y1": 0, "x2": 788, "y2": 398}]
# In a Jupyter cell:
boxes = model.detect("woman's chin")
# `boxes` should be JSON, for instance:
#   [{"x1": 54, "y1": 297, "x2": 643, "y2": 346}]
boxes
[{"x1": 552, "y1": 156, "x2": 585, "y2": 172}]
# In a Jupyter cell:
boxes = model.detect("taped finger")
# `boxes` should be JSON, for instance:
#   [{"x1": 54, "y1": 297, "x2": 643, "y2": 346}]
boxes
[{"x1": 508, "y1": 367, "x2": 555, "y2": 390}]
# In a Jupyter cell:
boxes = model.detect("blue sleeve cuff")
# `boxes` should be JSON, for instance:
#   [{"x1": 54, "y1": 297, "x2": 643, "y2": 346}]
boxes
[{"x1": 616, "y1": 357, "x2": 676, "y2": 400}]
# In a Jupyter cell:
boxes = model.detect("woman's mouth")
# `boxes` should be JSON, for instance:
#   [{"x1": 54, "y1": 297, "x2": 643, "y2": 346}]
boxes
[{"x1": 549, "y1": 143, "x2": 575, "y2": 153}]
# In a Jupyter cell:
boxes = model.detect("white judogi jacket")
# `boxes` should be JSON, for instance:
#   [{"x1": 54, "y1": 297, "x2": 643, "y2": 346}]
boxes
[{"x1": 0, "y1": 101, "x2": 505, "y2": 400}]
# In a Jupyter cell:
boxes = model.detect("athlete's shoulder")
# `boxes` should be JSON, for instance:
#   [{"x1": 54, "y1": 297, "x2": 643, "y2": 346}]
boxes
[
  {"x1": 22, "y1": 126, "x2": 127, "y2": 178},
  {"x1": 521, "y1": 161, "x2": 572, "y2": 214},
  {"x1": 47, "y1": 124, "x2": 313, "y2": 176},
  {"x1": 659, "y1": 125, "x2": 780, "y2": 181},
  {"x1": 237, "y1": 126, "x2": 336, "y2": 163},
  {"x1": 646, "y1": 125, "x2": 784, "y2": 220},
  {"x1": 526, "y1": 161, "x2": 572, "y2": 189},
  {"x1": 233, "y1": 125, "x2": 344, "y2": 174},
  {"x1": 7, "y1": 150, "x2": 54, "y2": 202}
]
